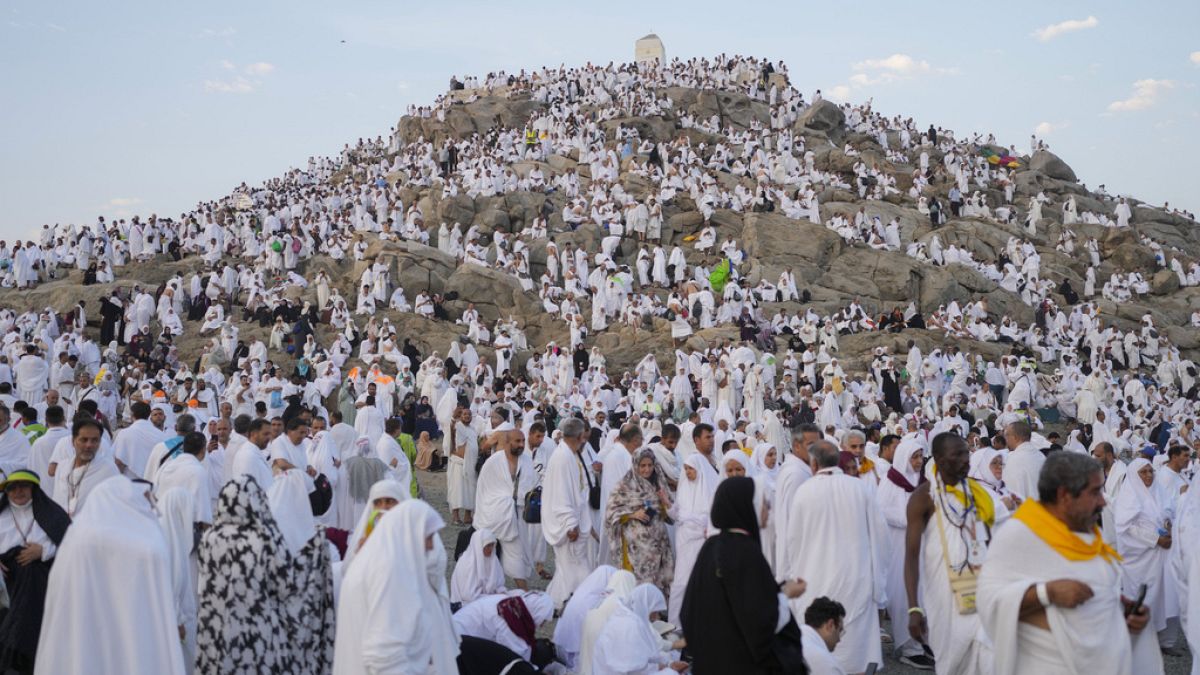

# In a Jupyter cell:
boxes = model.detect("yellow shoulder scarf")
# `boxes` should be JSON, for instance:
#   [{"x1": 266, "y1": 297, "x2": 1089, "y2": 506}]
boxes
[
  {"x1": 1013, "y1": 499, "x2": 1121, "y2": 563},
  {"x1": 933, "y1": 465, "x2": 996, "y2": 528}
]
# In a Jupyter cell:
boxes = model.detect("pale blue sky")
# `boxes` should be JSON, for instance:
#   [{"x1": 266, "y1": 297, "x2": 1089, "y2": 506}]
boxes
[{"x1": 2, "y1": 1, "x2": 1197, "y2": 241}]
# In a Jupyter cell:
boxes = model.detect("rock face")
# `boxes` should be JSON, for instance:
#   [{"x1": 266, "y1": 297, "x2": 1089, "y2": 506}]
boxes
[
  {"x1": 1030, "y1": 150, "x2": 1077, "y2": 183},
  {"x1": 795, "y1": 99, "x2": 844, "y2": 133}
]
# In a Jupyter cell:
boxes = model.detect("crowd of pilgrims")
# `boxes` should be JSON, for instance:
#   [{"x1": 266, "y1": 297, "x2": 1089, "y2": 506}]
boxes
[{"x1": 0, "y1": 53, "x2": 1197, "y2": 674}]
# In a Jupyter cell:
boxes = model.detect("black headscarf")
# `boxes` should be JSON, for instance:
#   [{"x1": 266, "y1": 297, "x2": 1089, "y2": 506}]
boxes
[
  {"x1": 681, "y1": 476, "x2": 805, "y2": 674},
  {"x1": 708, "y1": 476, "x2": 759, "y2": 540}
]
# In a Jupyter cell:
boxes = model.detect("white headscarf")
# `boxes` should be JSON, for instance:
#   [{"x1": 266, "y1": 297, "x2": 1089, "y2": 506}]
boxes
[
  {"x1": 591, "y1": 584, "x2": 668, "y2": 674},
  {"x1": 449, "y1": 527, "x2": 506, "y2": 605},
  {"x1": 333, "y1": 499, "x2": 459, "y2": 675},
  {"x1": 1115, "y1": 458, "x2": 1164, "y2": 531},
  {"x1": 553, "y1": 565, "x2": 618, "y2": 661},
  {"x1": 720, "y1": 449, "x2": 754, "y2": 480},
  {"x1": 343, "y1": 478, "x2": 409, "y2": 572},
  {"x1": 579, "y1": 570, "x2": 638, "y2": 675}
]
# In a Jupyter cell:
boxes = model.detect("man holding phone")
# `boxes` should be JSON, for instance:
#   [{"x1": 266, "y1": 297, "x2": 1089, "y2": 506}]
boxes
[{"x1": 977, "y1": 453, "x2": 1156, "y2": 675}]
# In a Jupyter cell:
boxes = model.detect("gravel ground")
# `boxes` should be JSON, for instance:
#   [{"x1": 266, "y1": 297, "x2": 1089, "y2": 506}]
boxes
[{"x1": 418, "y1": 470, "x2": 1193, "y2": 673}]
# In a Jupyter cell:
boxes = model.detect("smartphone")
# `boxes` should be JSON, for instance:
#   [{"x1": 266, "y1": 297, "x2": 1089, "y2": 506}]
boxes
[
  {"x1": 865, "y1": 664, "x2": 878, "y2": 675},
  {"x1": 1126, "y1": 583, "x2": 1148, "y2": 616}
]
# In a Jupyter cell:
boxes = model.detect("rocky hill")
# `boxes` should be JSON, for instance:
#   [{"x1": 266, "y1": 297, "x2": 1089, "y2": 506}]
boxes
[{"x1": 3, "y1": 61, "x2": 1198, "y2": 387}]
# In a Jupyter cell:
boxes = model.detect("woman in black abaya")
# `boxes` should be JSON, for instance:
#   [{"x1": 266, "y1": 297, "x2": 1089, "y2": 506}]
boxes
[{"x1": 680, "y1": 476, "x2": 807, "y2": 675}]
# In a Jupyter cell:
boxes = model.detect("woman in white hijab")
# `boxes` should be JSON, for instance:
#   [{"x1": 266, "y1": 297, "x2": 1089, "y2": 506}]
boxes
[
  {"x1": 159, "y1": 488, "x2": 199, "y2": 675},
  {"x1": 750, "y1": 443, "x2": 780, "y2": 486},
  {"x1": 334, "y1": 499, "x2": 459, "y2": 675},
  {"x1": 1115, "y1": 458, "x2": 1172, "y2": 639},
  {"x1": 578, "y1": 570, "x2": 639, "y2": 675},
  {"x1": 340, "y1": 478, "x2": 408, "y2": 577},
  {"x1": 968, "y1": 447, "x2": 1018, "y2": 515},
  {"x1": 450, "y1": 527, "x2": 507, "y2": 606},
  {"x1": 667, "y1": 453, "x2": 717, "y2": 626},
  {"x1": 720, "y1": 449, "x2": 753, "y2": 480},
  {"x1": 37, "y1": 477, "x2": 186, "y2": 674},
  {"x1": 552, "y1": 565, "x2": 618, "y2": 670},
  {"x1": 590, "y1": 583, "x2": 680, "y2": 675}
]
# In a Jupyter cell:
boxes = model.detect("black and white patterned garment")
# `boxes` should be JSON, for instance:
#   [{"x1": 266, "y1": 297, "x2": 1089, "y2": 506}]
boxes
[
  {"x1": 287, "y1": 533, "x2": 335, "y2": 673},
  {"x1": 196, "y1": 476, "x2": 296, "y2": 674}
]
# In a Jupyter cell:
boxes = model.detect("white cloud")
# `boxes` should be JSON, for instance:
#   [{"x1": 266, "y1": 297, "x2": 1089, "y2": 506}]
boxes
[
  {"x1": 397, "y1": 81, "x2": 410, "y2": 91},
  {"x1": 243, "y1": 61, "x2": 274, "y2": 76},
  {"x1": 204, "y1": 77, "x2": 256, "y2": 94},
  {"x1": 1107, "y1": 79, "x2": 1175, "y2": 112},
  {"x1": 45, "y1": 22, "x2": 65, "y2": 32},
  {"x1": 847, "y1": 53, "x2": 955, "y2": 86},
  {"x1": 1034, "y1": 121, "x2": 1069, "y2": 135},
  {"x1": 853, "y1": 53, "x2": 931, "y2": 76},
  {"x1": 103, "y1": 197, "x2": 143, "y2": 218},
  {"x1": 1190, "y1": 51, "x2": 1200, "y2": 66},
  {"x1": 204, "y1": 61, "x2": 275, "y2": 94},
  {"x1": 827, "y1": 85, "x2": 853, "y2": 103},
  {"x1": 200, "y1": 27, "x2": 236, "y2": 38},
  {"x1": 1032, "y1": 16, "x2": 1099, "y2": 42}
]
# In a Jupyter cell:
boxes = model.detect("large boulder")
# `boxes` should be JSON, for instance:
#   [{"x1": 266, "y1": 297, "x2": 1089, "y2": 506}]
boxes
[
  {"x1": 1151, "y1": 269, "x2": 1180, "y2": 296},
  {"x1": 795, "y1": 100, "x2": 845, "y2": 133},
  {"x1": 1029, "y1": 150, "x2": 1077, "y2": 183},
  {"x1": 742, "y1": 212, "x2": 843, "y2": 269},
  {"x1": 443, "y1": 264, "x2": 538, "y2": 322}
]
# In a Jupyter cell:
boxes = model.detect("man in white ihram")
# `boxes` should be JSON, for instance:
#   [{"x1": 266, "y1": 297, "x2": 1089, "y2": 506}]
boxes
[{"x1": 978, "y1": 452, "x2": 1159, "y2": 675}]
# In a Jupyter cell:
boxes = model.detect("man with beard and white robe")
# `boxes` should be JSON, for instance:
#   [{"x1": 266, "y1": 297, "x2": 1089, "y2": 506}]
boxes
[
  {"x1": 1001, "y1": 421, "x2": 1044, "y2": 501},
  {"x1": 543, "y1": 417, "x2": 598, "y2": 608},
  {"x1": 51, "y1": 418, "x2": 119, "y2": 518},
  {"x1": 473, "y1": 425, "x2": 537, "y2": 590},
  {"x1": 784, "y1": 440, "x2": 885, "y2": 674},
  {"x1": 37, "y1": 476, "x2": 187, "y2": 674},
  {"x1": 977, "y1": 452, "x2": 1158, "y2": 675},
  {"x1": 903, "y1": 433, "x2": 993, "y2": 674}
]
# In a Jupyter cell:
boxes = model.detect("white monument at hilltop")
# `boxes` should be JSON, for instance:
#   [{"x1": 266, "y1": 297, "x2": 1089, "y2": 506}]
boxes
[{"x1": 635, "y1": 33, "x2": 665, "y2": 65}]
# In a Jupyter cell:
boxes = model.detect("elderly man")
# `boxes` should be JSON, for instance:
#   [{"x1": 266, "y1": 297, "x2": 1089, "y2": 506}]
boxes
[
  {"x1": 542, "y1": 417, "x2": 598, "y2": 607},
  {"x1": 474, "y1": 425, "x2": 537, "y2": 590},
  {"x1": 978, "y1": 452, "x2": 1158, "y2": 675}
]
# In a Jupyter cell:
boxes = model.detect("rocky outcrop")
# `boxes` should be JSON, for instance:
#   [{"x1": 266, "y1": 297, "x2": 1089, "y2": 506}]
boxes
[{"x1": 1030, "y1": 150, "x2": 1077, "y2": 183}]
